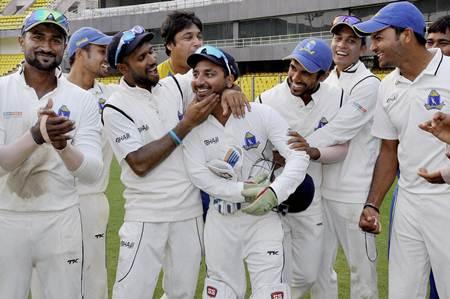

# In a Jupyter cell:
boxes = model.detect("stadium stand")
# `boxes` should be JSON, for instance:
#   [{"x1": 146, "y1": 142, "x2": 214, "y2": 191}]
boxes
[
  {"x1": 97, "y1": 76, "x2": 121, "y2": 85},
  {"x1": 0, "y1": 0, "x2": 10, "y2": 13},
  {"x1": 0, "y1": 54, "x2": 23, "y2": 76}
]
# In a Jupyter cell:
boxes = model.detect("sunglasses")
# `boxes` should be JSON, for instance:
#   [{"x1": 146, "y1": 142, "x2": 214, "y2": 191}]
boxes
[
  {"x1": 22, "y1": 8, "x2": 69, "y2": 34},
  {"x1": 197, "y1": 45, "x2": 232, "y2": 76},
  {"x1": 332, "y1": 15, "x2": 362, "y2": 26},
  {"x1": 114, "y1": 25, "x2": 145, "y2": 66}
]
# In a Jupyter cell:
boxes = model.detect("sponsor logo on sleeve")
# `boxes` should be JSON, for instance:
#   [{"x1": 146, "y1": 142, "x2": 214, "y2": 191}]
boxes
[
  {"x1": 352, "y1": 102, "x2": 368, "y2": 113},
  {"x1": 115, "y1": 133, "x2": 130, "y2": 143}
]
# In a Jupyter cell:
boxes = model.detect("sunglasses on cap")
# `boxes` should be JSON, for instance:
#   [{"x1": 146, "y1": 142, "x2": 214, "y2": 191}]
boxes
[
  {"x1": 332, "y1": 15, "x2": 362, "y2": 26},
  {"x1": 197, "y1": 45, "x2": 232, "y2": 76},
  {"x1": 22, "y1": 8, "x2": 69, "y2": 35},
  {"x1": 114, "y1": 25, "x2": 146, "y2": 66}
]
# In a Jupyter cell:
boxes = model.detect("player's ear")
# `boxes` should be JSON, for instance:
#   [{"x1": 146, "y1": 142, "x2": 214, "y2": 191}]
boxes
[
  {"x1": 225, "y1": 74, "x2": 234, "y2": 88},
  {"x1": 18, "y1": 35, "x2": 25, "y2": 52},
  {"x1": 117, "y1": 62, "x2": 128, "y2": 75}
]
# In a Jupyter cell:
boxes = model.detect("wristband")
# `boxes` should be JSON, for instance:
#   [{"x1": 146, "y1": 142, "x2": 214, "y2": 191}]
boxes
[
  {"x1": 364, "y1": 203, "x2": 380, "y2": 214},
  {"x1": 168, "y1": 129, "x2": 182, "y2": 146}
]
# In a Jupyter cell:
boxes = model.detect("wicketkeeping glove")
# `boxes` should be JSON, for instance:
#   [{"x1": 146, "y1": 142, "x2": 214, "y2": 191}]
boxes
[{"x1": 241, "y1": 186, "x2": 278, "y2": 216}]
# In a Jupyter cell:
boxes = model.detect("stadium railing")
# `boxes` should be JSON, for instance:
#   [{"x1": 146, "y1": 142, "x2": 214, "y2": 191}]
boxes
[{"x1": 68, "y1": 0, "x2": 243, "y2": 20}]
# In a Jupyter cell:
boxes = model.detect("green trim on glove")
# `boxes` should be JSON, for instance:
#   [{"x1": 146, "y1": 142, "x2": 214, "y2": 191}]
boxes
[{"x1": 241, "y1": 186, "x2": 278, "y2": 216}]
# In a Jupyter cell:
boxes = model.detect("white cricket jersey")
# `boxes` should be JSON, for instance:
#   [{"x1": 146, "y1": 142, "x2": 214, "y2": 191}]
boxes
[
  {"x1": 372, "y1": 49, "x2": 450, "y2": 195},
  {"x1": 183, "y1": 103, "x2": 309, "y2": 204},
  {"x1": 102, "y1": 74, "x2": 201, "y2": 222},
  {"x1": 307, "y1": 61, "x2": 381, "y2": 202},
  {"x1": 77, "y1": 81, "x2": 118, "y2": 196},
  {"x1": 0, "y1": 67, "x2": 102, "y2": 212},
  {"x1": 258, "y1": 80, "x2": 343, "y2": 211}
]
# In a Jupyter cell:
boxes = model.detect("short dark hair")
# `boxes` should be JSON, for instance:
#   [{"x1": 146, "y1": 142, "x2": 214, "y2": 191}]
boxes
[
  {"x1": 428, "y1": 16, "x2": 450, "y2": 34},
  {"x1": 392, "y1": 26, "x2": 426, "y2": 46},
  {"x1": 69, "y1": 44, "x2": 91, "y2": 66},
  {"x1": 160, "y1": 11, "x2": 203, "y2": 56}
]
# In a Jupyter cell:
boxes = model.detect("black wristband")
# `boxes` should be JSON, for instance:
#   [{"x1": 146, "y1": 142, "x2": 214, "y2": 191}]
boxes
[
  {"x1": 30, "y1": 127, "x2": 45, "y2": 145},
  {"x1": 364, "y1": 203, "x2": 380, "y2": 214}
]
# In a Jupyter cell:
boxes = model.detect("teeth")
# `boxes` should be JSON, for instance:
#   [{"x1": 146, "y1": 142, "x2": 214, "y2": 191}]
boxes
[{"x1": 336, "y1": 51, "x2": 348, "y2": 56}]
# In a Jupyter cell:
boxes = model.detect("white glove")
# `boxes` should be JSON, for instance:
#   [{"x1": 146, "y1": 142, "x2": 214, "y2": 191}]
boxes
[{"x1": 207, "y1": 159, "x2": 237, "y2": 180}]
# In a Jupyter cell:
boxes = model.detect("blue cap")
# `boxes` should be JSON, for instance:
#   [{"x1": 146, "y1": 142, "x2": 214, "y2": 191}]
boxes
[
  {"x1": 354, "y1": 1, "x2": 425, "y2": 37},
  {"x1": 68, "y1": 27, "x2": 113, "y2": 58},
  {"x1": 22, "y1": 8, "x2": 69, "y2": 36},
  {"x1": 283, "y1": 38, "x2": 332, "y2": 73}
]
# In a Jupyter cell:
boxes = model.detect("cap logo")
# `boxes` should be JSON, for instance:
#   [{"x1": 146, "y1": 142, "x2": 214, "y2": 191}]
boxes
[
  {"x1": 76, "y1": 37, "x2": 89, "y2": 46},
  {"x1": 47, "y1": 13, "x2": 55, "y2": 21},
  {"x1": 298, "y1": 40, "x2": 316, "y2": 55}
]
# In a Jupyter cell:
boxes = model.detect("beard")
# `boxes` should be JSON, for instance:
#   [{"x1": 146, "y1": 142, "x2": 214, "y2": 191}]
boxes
[
  {"x1": 130, "y1": 67, "x2": 159, "y2": 90},
  {"x1": 25, "y1": 52, "x2": 61, "y2": 71}
]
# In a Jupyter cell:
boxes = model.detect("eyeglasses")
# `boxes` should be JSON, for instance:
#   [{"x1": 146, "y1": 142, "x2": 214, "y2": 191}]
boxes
[
  {"x1": 197, "y1": 45, "x2": 232, "y2": 76},
  {"x1": 332, "y1": 15, "x2": 362, "y2": 26},
  {"x1": 22, "y1": 8, "x2": 69, "y2": 34},
  {"x1": 114, "y1": 25, "x2": 145, "y2": 66}
]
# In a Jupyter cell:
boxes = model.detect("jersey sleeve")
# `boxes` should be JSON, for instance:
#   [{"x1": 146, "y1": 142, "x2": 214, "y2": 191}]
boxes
[
  {"x1": 70, "y1": 93, "x2": 103, "y2": 181},
  {"x1": 0, "y1": 116, "x2": 6, "y2": 177},
  {"x1": 174, "y1": 72, "x2": 195, "y2": 111},
  {"x1": 307, "y1": 77, "x2": 380, "y2": 147},
  {"x1": 183, "y1": 130, "x2": 245, "y2": 203},
  {"x1": 260, "y1": 105, "x2": 310, "y2": 204},
  {"x1": 102, "y1": 102, "x2": 143, "y2": 162},
  {"x1": 371, "y1": 85, "x2": 398, "y2": 140}
]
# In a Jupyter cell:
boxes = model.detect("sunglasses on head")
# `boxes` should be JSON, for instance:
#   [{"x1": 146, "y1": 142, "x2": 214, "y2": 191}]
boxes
[
  {"x1": 332, "y1": 15, "x2": 362, "y2": 26},
  {"x1": 197, "y1": 45, "x2": 232, "y2": 76},
  {"x1": 22, "y1": 8, "x2": 69, "y2": 34},
  {"x1": 114, "y1": 25, "x2": 146, "y2": 66}
]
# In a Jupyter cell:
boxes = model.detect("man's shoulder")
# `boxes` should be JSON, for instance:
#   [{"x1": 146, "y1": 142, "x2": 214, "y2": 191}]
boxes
[{"x1": 258, "y1": 81, "x2": 288, "y2": 103}]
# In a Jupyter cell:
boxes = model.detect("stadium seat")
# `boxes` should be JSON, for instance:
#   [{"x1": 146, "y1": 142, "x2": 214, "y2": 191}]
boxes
[
  {"x1": 0, "y1": 0, "x2": 11, "y2": 13},
  {"x1": 0, "y1": 54, "x2": 23, "y2": 76}
]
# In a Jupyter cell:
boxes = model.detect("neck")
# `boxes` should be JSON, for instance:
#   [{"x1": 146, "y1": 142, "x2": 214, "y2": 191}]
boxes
[
  {"x1": 123, "y1": 76, "x2": 153, "y2": 92},
  {"x1": 335, "y1": 61, "x2": 357, "y2": 77},
  {"x1": 212, "y1": 104, "x2": 231, "y2": 126},
  {"x1": 169, "y1": 57, "x2": 190, "y2": 75},
  {"x1": 398, "y1": 47, "x2": 434, "y2": 81},
  {"x1": 23, "y1": 63, "x2": 57, "y2": 99},
  {"x1": 67, "y1": 64, "x2": 96, "y2": 90}
]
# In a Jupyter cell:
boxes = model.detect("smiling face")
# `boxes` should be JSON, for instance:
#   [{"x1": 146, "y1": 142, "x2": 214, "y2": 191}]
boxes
[
  {"x1": 370, "y1": 27, "x2": 405, "y2": 68},
  {"x1": 191, "y1": 59, "x2": 232, "y2": 101},
  {"x1": 331, "y1": 25, "x2": 365, "y2": 70},
  {"x1": 80, "y1": 44, "x2": 109, "y2": 77},
  {"x1": 19, "y1": 23, "x2": 66, "y2": 72},
  {"x1": 119, "y1": 41, "x2": 159, "y2": 89},
  {"x1": 426, "y1": 30, "x2": 450, "y2": 56},
  {"x1": 286, "y1": 59, "x2": 322, "y2": 98}
]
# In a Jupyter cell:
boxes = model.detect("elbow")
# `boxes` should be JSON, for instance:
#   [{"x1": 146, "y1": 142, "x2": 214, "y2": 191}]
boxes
[
  {"x1": 125, "y1": 153, "x2": 150, "y2": 177},
  {"x1": 131, "y1": 165, "x2": 148, "y2": 177},
  {"x1": 74, "y1": 157, "x2": 103, "y2": 183}
]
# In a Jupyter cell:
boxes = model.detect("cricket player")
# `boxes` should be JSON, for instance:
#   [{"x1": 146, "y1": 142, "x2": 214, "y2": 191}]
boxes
[
  {"x1": 354, "y1": 2, "x2": 450, "y2": 298},
  {"x1": 158, "y1": 11, "x2": 203, "y2": 78},
  {"x1": 257, "y1": 38, "x2": 349, "y2": 298},
  {"x1": 426, "y1": 15, "x2": 450, "y2": 56},
  {"x1": 0, "y1": 8, "x2": 102, "y2": 299},
  {"x1": 302, "y1": 16, "x2": 380, "y2": 299},
  {"x1": 65, "y1": 27, "x2": 115, "y2": 299},
  {"x1": 183, "y1": 45, "x2": 310, "y2": 299},
  {"x1": 103, "y1": 26, "x2": 247, "y2": 299}
]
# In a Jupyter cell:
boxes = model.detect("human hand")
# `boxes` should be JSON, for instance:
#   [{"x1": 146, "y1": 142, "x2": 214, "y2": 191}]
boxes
[
  {"x1": 359, "y1": 206, "x2": 381, "y2": 234},
  {"x1": 418, "y1": 167, "x2": 445, "y2": 184},
  {"x1": 287, "y1": 130, "x2": 320, "y2": 160},
  {"x1": 183, "y1": 94, "x2": 220, "y2": 129},
  {"x1": 221, "y1": 88, "x2": 250, "y2": 119},
  {"x1": 419, "y1": 112, "x2": 450, "y2": 144}
]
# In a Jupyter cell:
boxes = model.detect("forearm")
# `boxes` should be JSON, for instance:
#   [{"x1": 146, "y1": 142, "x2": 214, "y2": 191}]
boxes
[
  {"x1": 57, "y1": 143, "x2": 102, "y2": 182},
  {"x1": 126, "y1": 120, "x2": 194, "y2": 177},
  {"x1": 0, "y1": 131, "x2": 38, "y2": 171},
  {"x1": 317, "y1": 143, "x2": 348, "y2": 164},
  {"x1": 366, "y1": 142, "x2": 399, "y2": 208}
]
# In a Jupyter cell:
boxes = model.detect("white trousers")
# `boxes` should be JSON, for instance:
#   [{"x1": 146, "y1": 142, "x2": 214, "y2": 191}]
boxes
[
  {"x1": 389, "y1": 188, "x2": 450, "y2": 299},
  {"x1": 281, "y1": 201, "x2": 324, "y2": 299},
  {"x1": 31, "y1": 193, "x2": 109, "y2": 299},
  {"x1": 204, "y1": 208, "x2": 284, "y2": 299},
  {"x1": 112, "y1": 217, "x2": 204, "y2": 299},
  {"x1": 0, "y1": 206, "x2": 83, "y2": 299},
  {"x1": 311, "y1": 199, "x2": 378, "y2": 299}
]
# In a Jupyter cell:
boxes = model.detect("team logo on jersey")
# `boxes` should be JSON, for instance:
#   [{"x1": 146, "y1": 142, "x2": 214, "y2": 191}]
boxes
[
  {"x1": 271, "y1": 292, "x2": 284, "y2": 299},
  {"x1": 424, "y1": 90, "x2": 445, "y2": 110},
  {"x1": 58, "y1": 105, "x2": 70, "y2": 118},
  {"x1": 206, "y1": 286, "x2": 218, "y2": 297},
  {"x1": 315, "y1": 117, "x2": 328, "y2": 130},
  {"x1": 2, "y1": 111, "x2": 22, "y2": 119},
  {"x1": 243, "y1": 132, "x2": 260, "y2": 150},
  {"x1": 98, "y1": 98, "x2": 106, "y2": 114}
]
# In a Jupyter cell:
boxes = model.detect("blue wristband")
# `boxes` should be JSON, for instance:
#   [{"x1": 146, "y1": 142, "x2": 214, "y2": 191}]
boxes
[{"x1": 168, "y1": 129, "x2": 182, "y2": 146}]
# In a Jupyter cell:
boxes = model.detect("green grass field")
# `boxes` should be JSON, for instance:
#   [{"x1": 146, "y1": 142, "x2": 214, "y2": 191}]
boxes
[{"x1": 105, "y1": 159, "x2": 394, "y2": 299}]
